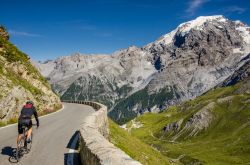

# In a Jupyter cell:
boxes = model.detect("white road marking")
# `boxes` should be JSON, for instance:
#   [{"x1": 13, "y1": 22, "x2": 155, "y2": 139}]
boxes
[
  {"x1": 68, "y1": 149, "x2": 78, "y2": 154},
  {"x1": 0, "y1": 121, "x2": 17, "y2": 130},
  {"x1": 0, "y1": 105, "x2": 65, "y2": 130}
]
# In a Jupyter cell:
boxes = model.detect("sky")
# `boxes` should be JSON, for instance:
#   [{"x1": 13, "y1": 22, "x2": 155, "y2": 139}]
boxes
[{"x1": 0, "y1": 0, "x2": 250, "y2": 61}]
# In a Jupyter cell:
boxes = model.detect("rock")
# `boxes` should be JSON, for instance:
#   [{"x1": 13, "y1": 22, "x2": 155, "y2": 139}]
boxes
[
  {"x1": 163, "y1": 119, "x2": 183, "y2": 133},
  {"x1": 0, "y1": 26, "x2": 9, "y2": 40},
  {"x1": 0, "y1": 33, "x2": 61, "y2": 122},
  {"x1": 217, "y1": 96, "x2": 234, "y2": 103},
  {"x1": 218, "y1": 54, "x2": 250, "y2": 87},
  {"x1": 171, "y1": 102, "x2": 215, "y2": 141}
]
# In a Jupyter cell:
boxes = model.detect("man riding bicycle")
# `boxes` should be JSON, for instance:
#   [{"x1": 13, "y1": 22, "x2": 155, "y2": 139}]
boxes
[{"x1": 17, "y1": 100, "x2": 39, "y2": 146}]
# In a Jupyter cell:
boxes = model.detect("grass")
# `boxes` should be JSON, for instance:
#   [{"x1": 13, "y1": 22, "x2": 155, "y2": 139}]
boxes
[
  {"x1": 0, "y1": 118, "x2": 19, "y2": 127},
  {"x1": 109, "y1": 118, "x2": 170, "y2": 165},
  {"x1": 0, "y1": 34, "x2": 51, "y2": 96},
  {"x1": 0, "y1": 121, "x2": 6, "y2": 127},
  {"x1": 4, "y1": 67, "x2": 44, "y2": 96},
  {"x1": 7, "y1": 118, "x2": 18, "y2": 124},
  {"x1": 123, "y1": 79, "x2": 250, "y2": 164},
  {"x1": 0, "y1": 36, "x2": 50, "y2": 89}
]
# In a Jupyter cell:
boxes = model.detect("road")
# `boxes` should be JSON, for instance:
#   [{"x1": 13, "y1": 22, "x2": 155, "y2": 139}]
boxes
[{"x1": 0, "y1": 103, "x2": 95, "y2": 165}]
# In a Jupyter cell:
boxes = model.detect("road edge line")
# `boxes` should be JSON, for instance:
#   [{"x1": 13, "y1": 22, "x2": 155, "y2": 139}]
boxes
[{"x1": 0, "y1": 104, "x2": 65, "y2": 130}]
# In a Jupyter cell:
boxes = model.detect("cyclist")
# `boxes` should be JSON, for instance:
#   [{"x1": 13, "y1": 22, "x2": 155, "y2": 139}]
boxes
[{"x1": 17, "y1": 100, "x2": 39, "y2": 146}]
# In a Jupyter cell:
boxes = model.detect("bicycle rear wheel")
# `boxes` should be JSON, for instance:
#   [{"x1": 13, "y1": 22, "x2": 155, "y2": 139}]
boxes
[{"x1": 15, "y1": 146, "x2": 20, "y2": 162}]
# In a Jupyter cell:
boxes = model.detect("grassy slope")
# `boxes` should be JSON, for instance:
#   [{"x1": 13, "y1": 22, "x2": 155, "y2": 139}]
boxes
[
  {"x1": 109, "y1": 119, "x2": 169, "y2": 165},
  {"x1": 0, "y1": 36, "x2": 50, "y2": 93},
  {"x1": 124, "y1": 79, "x2": 250, "y2": 164},
  {"x1": 0, "y1": 30, "x2": 61, "y2": 127}
]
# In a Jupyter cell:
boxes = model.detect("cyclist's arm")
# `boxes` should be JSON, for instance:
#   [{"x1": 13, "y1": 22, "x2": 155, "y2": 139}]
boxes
[
  {"x1": 20, "y1": 106, "x2": 25, "y2": 115},
  {"x1": 18, "y1": 106, "x2": 25, "y2": 120},
  {"x1": 33, "y1": 107, "x2": 39, "y2": 126}
]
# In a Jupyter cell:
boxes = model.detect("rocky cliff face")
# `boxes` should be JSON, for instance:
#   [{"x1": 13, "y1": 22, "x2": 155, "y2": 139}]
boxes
[
  {"x1": 218, "y1": 53, "x2": 250, "y2": 87},
  {"x1": 36, "y1": 15, "x2": 250, "y2": 124},
  {"x1": 0, "y1": 28, "x2": 61, "y2": 123}
]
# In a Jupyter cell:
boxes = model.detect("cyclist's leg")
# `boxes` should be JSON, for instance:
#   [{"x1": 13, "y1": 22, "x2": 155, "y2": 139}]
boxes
[
  {"x1": 17, "y1": 123, "x2": 23, "y2": 147},
  {"x1": 26, "y1": 121, "x2": 32, "y2": 141},
  {"x1": 27, "y1": 127, "x2": 32, "y2": 139},
  {"x1": 17, "y1": 135, "x2": 23, "y2": 146}
]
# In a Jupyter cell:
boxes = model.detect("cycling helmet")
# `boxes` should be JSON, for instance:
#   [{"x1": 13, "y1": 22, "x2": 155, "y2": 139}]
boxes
[{"x1": 26, "y1": 100, "x2": 34, "y2": 105}]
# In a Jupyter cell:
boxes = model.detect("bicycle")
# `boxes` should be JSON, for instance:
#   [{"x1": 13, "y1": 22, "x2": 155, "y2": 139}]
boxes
[{"x1": 15, "y1": 124, "x2": 34, "y2": 162}]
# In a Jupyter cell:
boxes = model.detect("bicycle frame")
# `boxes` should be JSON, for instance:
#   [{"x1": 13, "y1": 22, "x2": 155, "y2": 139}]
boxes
[{"x1": 16, "y1": 126, "x2": 31, "y2": 161}]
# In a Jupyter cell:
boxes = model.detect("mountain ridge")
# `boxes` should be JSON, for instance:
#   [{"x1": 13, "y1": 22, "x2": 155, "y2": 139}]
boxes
[{"x1": 35, "y1": 15, "x2": 250, "y2": 124}]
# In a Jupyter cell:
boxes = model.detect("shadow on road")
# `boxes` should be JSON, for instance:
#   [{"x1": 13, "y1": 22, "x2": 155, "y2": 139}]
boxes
[
  {"x1": 64, "y1": 131, "x2": 81, "y2": 165},
  {"x1": 1, "y1": 146, "x2": 18, "y2": 163},
  {"x1": 64, "y1": 153, "x2": 81, "y2": 165},
  {"x1": 1, "y1": 146, "x2": 15, "y2": 157},
  {"x1": 66, "y1": 131, "x2": 80, "y2": 149}
]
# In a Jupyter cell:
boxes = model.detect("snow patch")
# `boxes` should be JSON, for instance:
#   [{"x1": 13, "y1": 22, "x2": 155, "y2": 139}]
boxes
[
  {"x1": 236, "y1": 26, "x2": 250, "y2": 44},
  {"x1": 141, "y1": 52, "x2": 146, "y2": 57},
  {"x1": 178, "y1": 15, "x2": 226, "y2": 33},
  {"x1": 156, "y1": 29, "x2": 177, "y2": 45}
]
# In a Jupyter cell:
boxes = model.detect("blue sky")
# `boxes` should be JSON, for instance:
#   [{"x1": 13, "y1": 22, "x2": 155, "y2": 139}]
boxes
[{"x1": 0, "y1": 0, "x2": 249, "y2": 61}]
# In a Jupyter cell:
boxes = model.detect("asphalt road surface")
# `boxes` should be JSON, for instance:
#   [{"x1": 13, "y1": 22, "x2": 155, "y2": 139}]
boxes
[{"x1": 0, "y1": 103, "x2": 95, "y2": 165}]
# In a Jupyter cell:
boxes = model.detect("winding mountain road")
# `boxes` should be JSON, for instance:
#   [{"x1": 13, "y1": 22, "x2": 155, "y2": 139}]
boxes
[{"x1": 0, "y1": 103, "x2": 95, "y2": 165}]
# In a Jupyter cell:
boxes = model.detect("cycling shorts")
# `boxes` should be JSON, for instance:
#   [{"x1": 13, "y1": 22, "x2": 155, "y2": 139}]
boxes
[{"x1": 18, "y1": 118, "x2": 32, "y2": 134}]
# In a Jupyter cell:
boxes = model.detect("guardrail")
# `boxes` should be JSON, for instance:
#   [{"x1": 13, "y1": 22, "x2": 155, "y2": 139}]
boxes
[{"x1": 62, "y1": 100, "x2": 141, "y2": 165}]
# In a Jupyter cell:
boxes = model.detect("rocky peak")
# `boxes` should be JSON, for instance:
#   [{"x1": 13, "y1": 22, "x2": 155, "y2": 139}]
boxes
[
  {"x1": 144, "y1": 15, "x2": 248, "y2": 71},
  {"x1": 177, "y1": 15, "x2": 226, "y2": 34},
  {"x1": 173, "y1": 18, "x2": 243, "y2": 66}
]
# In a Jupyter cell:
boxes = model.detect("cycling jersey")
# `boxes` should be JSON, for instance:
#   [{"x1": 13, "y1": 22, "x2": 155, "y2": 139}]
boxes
[{"x1": 18, "y1": 103, "x2": 39, "y2": 134}]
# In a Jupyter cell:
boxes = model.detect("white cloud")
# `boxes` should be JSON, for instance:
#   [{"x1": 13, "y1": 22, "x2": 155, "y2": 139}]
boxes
[
  {"x1": 9, "y1": 30, "x2": 42, "y2": 37},
  {"x1": 186, "y1": 0, "x2": 210, "y2": 15}
]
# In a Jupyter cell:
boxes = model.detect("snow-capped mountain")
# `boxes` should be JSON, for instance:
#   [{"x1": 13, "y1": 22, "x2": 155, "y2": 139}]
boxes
[{"x1": 36, "y1": 15, "x2": 250, "y2": 124}]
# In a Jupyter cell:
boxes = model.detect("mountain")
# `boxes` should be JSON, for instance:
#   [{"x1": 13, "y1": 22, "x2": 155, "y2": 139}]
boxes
[
  {"x1": 0, "y1": 26, "x2": 61, "y2": 125},
  {"x1": 35, "y1": 15, "x2": 250, "y2": 124},
  {"x1": 122, "y1": 77, "x2": 250, "y2": 164}
]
